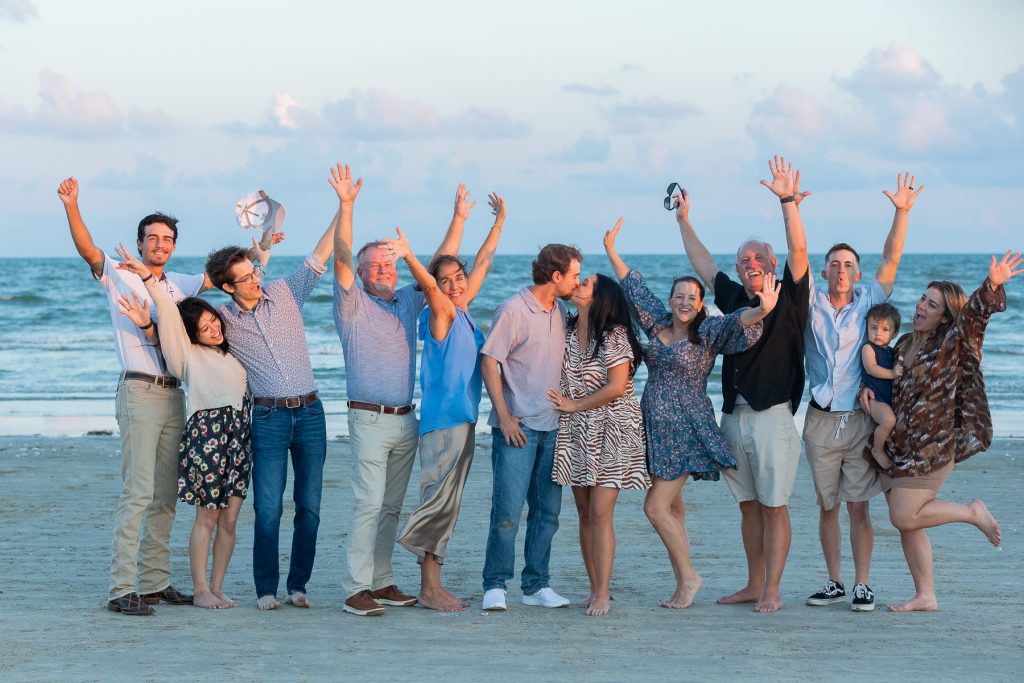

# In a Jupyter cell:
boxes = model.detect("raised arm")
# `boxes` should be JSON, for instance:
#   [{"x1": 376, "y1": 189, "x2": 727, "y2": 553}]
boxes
[
  {"x1": 381, "y1": 227, "x2": 456, "y2": 340},
  {"x1": 57, "y1": 177, "x2": 104, "y2": 275},
  {"x1": 432, "y1": 183, "x2": 476, "y2": 260},
  {"x1": 463, "y1": 192, "x2": 507, "y2": 305},
  {"x1": 674, "y1": 194, "x2": 720, "y2": 293},
  {"x1": 603, "y1": 217, "x2": 630, "y2": 280},
  {"x1": 877, "y1": 172, "x2": 923, "y2": 296},
  {"x1": 760, "y1": 155, "x2": 808, "y2": 281},
  {"x1": 328, "y1": 163, "x2": 363, "y2": 289}
]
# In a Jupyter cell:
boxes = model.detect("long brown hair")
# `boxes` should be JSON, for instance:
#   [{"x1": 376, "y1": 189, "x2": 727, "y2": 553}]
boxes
[{"x1": 916, "y1": 280, "x2": 967, "y2": 341}]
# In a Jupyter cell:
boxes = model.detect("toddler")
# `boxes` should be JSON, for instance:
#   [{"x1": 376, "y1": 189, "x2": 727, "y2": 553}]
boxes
[{"x1": 861, "y1": 303, "x2": 903, "y2": 469}]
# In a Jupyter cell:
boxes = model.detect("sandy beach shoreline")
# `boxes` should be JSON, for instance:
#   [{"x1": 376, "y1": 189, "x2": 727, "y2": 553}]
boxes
[{"x1": 1, "y1": 433, "x2": 1021, "y2": 682}]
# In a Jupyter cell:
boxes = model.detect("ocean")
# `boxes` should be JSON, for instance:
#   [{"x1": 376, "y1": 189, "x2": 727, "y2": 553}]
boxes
[{"x1": 1, "y1": 254, "x2": 1021, "y2": 436}]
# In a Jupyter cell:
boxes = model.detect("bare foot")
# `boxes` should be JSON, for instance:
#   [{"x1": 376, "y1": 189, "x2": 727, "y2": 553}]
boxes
[
  {"x1": 889, "y1": 594, "x2": 938, "y2": 612},
  {"x1": 659, "y1": 574, "x2": 702, "y2": 609},
  {"x1": 585, "y1": 595, "x2": 610, "y2": 616},
  {"x1": 578, "y1": 592, "x2": 595, "y2": 609},
  {"x1": 193, "y1": 589, "x2": 226, "y2": 609},
  {"x1": 257, "y1": 595, "x2": 281, "y2": 611},
  {"x1": 969, "y1": 499, "x2": 1002, "y2": 546},
  {"x1": 754, "y1": 588, "x2": 783, "y2": 613},
  {"x1": 418, "y1": 586, "x2": 468, "y2": 612},
  {"x1": 213, "y1": 590, "x2": 238, "y2": 608},
  {"x1": 717, "y1": 585, "x2": 761, "y2": 605},
  {"x1": 286, "y1": 591, "x2": 313, "y2": 608},
  {"x1": 871, "y1": 444, "x2": 893, "y2": 469}
]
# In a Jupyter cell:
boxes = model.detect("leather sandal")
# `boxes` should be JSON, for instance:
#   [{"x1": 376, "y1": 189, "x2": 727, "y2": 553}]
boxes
[
  {"x1": 141, "y1": 586, "x2": 194, "y2": 605},
  {"x1": 108, "y1": 592, "x2": 156, "y2": 616}
]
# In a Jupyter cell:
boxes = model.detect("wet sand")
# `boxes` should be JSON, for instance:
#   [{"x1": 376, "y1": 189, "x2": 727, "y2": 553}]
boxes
[{"x1": 0, "y1": 434, "x2": 1021, "y2": 682}]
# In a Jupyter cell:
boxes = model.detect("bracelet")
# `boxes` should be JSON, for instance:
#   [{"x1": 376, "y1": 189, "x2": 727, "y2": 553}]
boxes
[
  {"x1": 140, "y1": 273, "x2": 154, "y2": 283},
  {"x1": 139, "y1": 321, "x2": 155, "y2": 330},
  {"x1": 780, "y1": 195, "x2": 796, "y2": 204}
]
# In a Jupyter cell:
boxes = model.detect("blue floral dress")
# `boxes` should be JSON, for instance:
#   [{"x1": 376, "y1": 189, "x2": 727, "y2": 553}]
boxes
[{"x1": 622, "y1": 271, "x2": 763, "y2": 481}]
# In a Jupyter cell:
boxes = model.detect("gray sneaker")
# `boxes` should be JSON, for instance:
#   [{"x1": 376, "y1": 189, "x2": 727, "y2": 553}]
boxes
[
  {"x1": 806, "y1": 579, "x2": 846, "y2": 606},
  {"x1": 851, "y1": 583, "x2": 875, "y2": 612}
]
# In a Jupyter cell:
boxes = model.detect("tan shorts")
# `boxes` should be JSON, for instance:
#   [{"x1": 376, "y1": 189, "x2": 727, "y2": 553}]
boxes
[
  {"x1": 803, "y1": 405, "x2": 880, "y2": 511},
  {"x1": 880, "y1": 459, "x2": 954, "y2": 493},
  {"x1": 721, "y1": 402, "x2": 802, "y2": 508}
]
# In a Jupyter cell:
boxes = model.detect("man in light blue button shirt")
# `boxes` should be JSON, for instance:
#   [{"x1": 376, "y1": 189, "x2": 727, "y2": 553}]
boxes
[{"x1": 803, "y1": 173, "x2": 923, "y2": 613}]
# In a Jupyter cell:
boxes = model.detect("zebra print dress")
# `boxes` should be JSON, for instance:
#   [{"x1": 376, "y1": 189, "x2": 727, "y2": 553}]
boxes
[{"x1": 551, "y1": 325, "x2": 651, "y2": 489}]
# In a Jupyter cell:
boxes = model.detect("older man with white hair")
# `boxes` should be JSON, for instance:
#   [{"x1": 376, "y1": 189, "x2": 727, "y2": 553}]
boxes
[{"x1": 676, "y1": 156, "x2": 810, "y2": 613}]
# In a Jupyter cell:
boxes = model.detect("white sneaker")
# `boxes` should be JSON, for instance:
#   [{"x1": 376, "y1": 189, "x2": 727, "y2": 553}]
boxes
[
  {"x1": 482, "y1": 588, "x2": 507, "y2": 611},
  {"x1": 521, "y1": 587, "x2": 570, "y2": 608}
]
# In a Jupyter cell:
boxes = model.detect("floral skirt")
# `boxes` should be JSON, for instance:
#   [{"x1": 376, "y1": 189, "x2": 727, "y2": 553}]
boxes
[{"x1": 178, "y1": 400, "x2": 252, "y2": 509}]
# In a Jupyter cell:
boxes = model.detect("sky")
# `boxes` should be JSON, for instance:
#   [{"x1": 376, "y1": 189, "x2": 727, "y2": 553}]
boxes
[{"x1": 2, "y1": 0, "x2": 1023, "y2": 258}]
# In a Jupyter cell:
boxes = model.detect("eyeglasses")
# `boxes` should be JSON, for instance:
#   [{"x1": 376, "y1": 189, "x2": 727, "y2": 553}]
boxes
[
  {"x1": 231, "y1": 263, "x2": 264, "y2": 286},
  {"x1": 663, "y1": 182, "x2": 687, "y2": 211}
]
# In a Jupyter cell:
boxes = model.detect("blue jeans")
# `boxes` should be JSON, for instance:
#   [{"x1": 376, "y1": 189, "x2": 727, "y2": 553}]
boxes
[
  {"x1": 482, "y1": 427, "x2": 562, "y2": 594},
  {"x1": 250, "y1": 399, "x2": 327, "y2": 598}
]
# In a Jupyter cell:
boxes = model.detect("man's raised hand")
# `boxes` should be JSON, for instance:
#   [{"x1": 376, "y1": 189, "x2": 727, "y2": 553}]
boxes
[
  {"x1": 882, "y1": 172, "x2": 923, "y2": 211},
  {"x1": 759, "y1": 155, "x2": 797, "y2": 199},
  {"x1": 329, "y1": 163, "x2": 363, "y2": 204},
  {"x1": 57, "y1": 177, "x2": 79, "y2": 206}
]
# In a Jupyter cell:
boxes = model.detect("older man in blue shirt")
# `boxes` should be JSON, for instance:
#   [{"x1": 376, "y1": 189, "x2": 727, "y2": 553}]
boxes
[{"x1": 803, "y1": 173, "x2": 923, "y2": 613}]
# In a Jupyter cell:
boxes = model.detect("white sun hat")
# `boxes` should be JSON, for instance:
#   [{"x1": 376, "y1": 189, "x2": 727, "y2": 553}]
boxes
[{"x1": 235, "y1": 190, "x2": 286, "y2": 247}]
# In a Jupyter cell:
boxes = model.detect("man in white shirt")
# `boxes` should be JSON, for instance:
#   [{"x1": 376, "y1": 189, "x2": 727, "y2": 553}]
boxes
[{"x1": 58, "y1": 177, "x2": 206, "y2": 615}]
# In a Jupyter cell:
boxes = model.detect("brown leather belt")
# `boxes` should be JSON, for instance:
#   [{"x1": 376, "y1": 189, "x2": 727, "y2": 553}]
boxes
[
  {"x1": 121, "y1": 371, "x2": 181, "y2": 389},
  {"x1": 347, "y1": 400, "x2": 415, "y2": 415},
  {"x1": 253, "y1": 391, "x2": 320, "y2": 408}
]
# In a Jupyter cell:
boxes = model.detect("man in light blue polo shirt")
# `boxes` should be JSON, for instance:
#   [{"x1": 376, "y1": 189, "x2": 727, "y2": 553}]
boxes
[{"x1": 803, "y1": 173, "x2": 923, "y2": 613}]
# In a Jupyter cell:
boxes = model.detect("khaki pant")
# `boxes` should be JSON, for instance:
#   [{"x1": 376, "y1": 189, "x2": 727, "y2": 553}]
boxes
[
  {"x1": 803, "y1": 405, "x2": 880, "y2": 511},
  {"x1": 110, "y1": 378, "x2": 186, "y2": 599}
]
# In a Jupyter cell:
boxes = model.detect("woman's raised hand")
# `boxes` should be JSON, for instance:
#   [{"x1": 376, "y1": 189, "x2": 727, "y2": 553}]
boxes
[
  {"x1": 114, "y1": 243, "x2": 151, "y2": 279},
  {"x1": 753, "y1": 271, "x2": 781, "y2": 314},
  {"x1": 379, "y1": 227, "x2": 412, "y2": 261},
  {"x1": 454, "y1": 183, "x2": 477, "y2": 219},
  {"x1": 603, "y1": 217, "x2": 624, "y2": 253},
  {"x1": 117, "y1": 292, "x2": 151, "y2": 328},
  {"x1": 988, "y1": 250, "x2": 1024, "y2": 287},
  {"x1": 488, "y1": 191, "x2": 506, "y2": 227}
]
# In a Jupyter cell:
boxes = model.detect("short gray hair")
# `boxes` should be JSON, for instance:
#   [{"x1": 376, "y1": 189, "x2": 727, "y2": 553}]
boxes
[
  {"x1": 735, "y1": 239, "x2": 777, "y2": 266},
  {"x1": 356, "y1": 240, "x2": 389, "y2": 265}
]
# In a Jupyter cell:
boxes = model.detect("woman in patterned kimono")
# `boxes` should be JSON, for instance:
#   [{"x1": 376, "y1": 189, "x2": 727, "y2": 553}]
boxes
[
  {"x1": 860, "y1": 250, "x2": 1022, "y2": 612},
  {"x1": 603, "y1": 218, "x2": 778, "y2": 609},
  {"x1": 548, "y1": 273, "x2": 649, "y2": 616}
]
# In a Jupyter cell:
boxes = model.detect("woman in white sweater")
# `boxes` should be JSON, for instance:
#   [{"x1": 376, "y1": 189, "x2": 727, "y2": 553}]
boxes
[{"x1": 117, "y1": 245, "x2": 251, "y2": 609}]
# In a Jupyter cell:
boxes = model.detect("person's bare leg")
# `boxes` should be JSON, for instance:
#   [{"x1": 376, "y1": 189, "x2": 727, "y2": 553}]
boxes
[
  {"x1": 210, "y1": 497, "x2": 243, "y2": 607},
  {"x1": 718, "y1": 500, "x2": 765, "y2": 604},
  {"x1": 847, "y1": 501, "x2": 873, "y2": 587},
  {"x1": 189, "y1": 507, "x2": 226, "y2": 609},
  {"x1": 818, "y1": 504, "x2": 843, "y2": 584},
  {"x1": 586, "y1": 487, "x2": 619, "y2": 616},
  {"x1": 572, "y1": 487, "x2": 597, "y2": 608},
  {"x1": 890, "y1": 528, "x2": 938, "y2": 612},
  {"x1": 644, "y1": 476, "x2": 701, "y2": 608},
  {"x1": 755, "y1": 504, "x2": 791, "y2": 612},
  {"x1": 890, "y1": 487, "x2": 1000, "y2": 544},
  {"x1": 869, "y1": 404, "x2": 896, "y2": 469},
  {"x1": 417, "y1": 553, "x2": 467, "y2": 611}
]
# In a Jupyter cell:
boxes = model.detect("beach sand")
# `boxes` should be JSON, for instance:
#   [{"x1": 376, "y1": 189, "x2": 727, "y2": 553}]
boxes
[{"x1": 1, "y1": 434, "x2": 1021, "y2": 682}]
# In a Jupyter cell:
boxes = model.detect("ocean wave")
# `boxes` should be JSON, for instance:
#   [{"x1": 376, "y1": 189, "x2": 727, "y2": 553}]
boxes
[{"x1": 0, "y1": 293, "x2": 48, "y2": 304}]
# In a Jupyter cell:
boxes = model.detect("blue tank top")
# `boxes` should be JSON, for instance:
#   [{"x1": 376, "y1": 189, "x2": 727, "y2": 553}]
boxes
[
  {"x1": 418, "y1": 307, "x2": 486, "y2": 435},
  {"x1": 861, "y1": 341, "x2": 894, "y2": 404}
]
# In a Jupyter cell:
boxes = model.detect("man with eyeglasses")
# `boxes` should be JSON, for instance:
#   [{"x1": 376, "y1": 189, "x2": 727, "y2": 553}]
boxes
[
  {"x1": 58, "y1": 177, "x2": 211, "y2": 615},
  {"x1": 329, "y1": 165, "x2": 470, "y2": 616},
  {"x1": 675, "y1": 156, "x2": 810, "y2": 613},
  {"x1": 205, "y1": 185, "x2": 337, "y2": 611}
]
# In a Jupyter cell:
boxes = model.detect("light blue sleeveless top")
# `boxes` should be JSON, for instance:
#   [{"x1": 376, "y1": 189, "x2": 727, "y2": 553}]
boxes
[{"x1": 418, "y1": 307, "x2": 486, "y2": 435}]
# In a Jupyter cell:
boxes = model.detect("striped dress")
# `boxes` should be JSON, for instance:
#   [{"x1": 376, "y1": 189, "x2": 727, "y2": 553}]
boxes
[{"x1": 552, "y1": 325, "x2": 651, "y2": 490}]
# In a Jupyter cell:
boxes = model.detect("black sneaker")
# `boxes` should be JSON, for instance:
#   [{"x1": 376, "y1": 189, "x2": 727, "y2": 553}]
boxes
[
  {"x1": 806, "y1": 579, "x2": 846, "y2": 606},
  {"x1": 851, "y1": 583, "x2": 875, "y2": 612}
]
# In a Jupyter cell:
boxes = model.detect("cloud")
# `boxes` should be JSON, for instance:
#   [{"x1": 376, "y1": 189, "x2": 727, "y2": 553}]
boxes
[
  {"x1": 600, "y1": 96, "x2": 701, "y2": 133},
  {"x1": 0, "y1": 0, "x2": 37, "y2": 22},
  {"x1": 562, "y1": 83, "x2": 620, "y2": 97},
  {"x1": 221, "y1": 89, "x2": 529, "y2": 141},
  {"x1": 92, "y1": 155, "x2": 170, "y2": 190},
  {"x1": 0, "y1": 70, "x2": 183, "y2": 138},
  {"x1": 549, "y1": 134, "x2": 610, "y2": 163},
  {"x1": 746, "y1": 43, "x2": 1024, "y2": 187}
]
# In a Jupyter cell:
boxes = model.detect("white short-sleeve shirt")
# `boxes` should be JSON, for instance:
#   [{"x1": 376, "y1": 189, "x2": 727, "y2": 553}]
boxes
[{"x1": 95, "y1": 253, "x2": 205, "y2": 375}]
